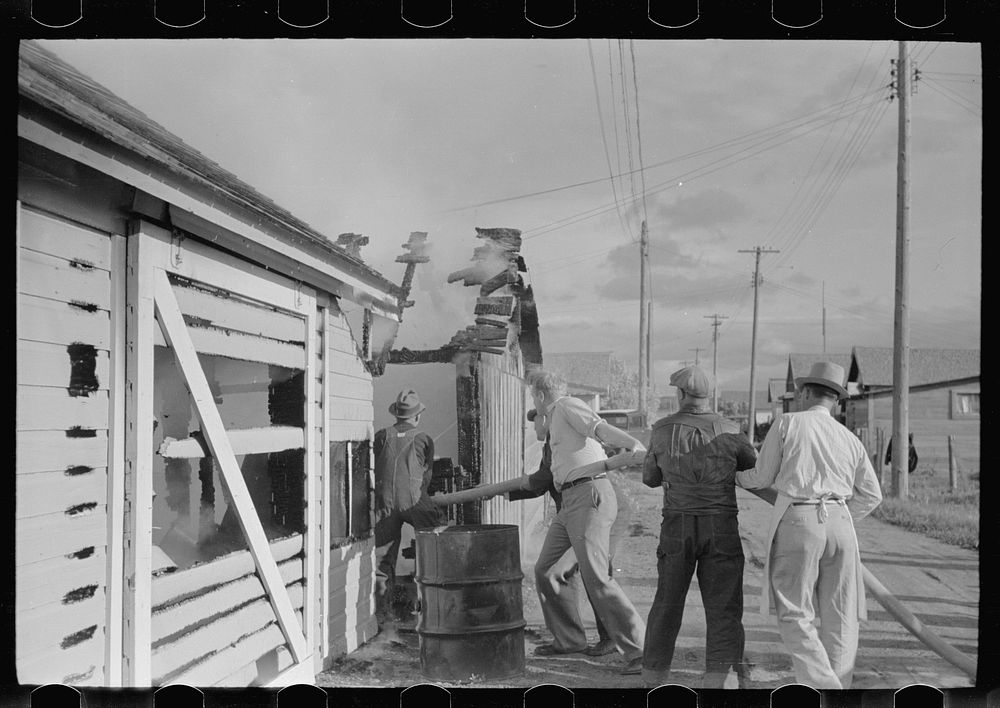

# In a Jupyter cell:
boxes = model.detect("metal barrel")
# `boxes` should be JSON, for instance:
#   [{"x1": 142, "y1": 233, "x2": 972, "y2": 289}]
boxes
[{"x1": 415, "y1": 524, "x2": 525, "y2": 681}]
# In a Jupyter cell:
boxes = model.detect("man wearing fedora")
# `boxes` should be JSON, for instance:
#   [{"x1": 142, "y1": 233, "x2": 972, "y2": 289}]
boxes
[
  {"x1": 736, "y1": 361, "x2": 882, "y2": 689},
  {"x1": 640, "y1": 364, "x2": 758, "y2": 688},
  {"x1": 373, "y1": 389, "x2": 445, "y2": 635}
]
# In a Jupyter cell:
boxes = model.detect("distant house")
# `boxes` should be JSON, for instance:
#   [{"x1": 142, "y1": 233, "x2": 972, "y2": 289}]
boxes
[
  {"x1": 768, "y1": 378, "x2": 792, "y2": 419},
  {"x1": 843, "y1": 347, "x2": 980, "y2": 475},
  {"x1": 718, "y1": 389, "x2": 771, "y2": 425},
  {"x1": 544, "y1": 351, "x2": 615, "y2": 402}
]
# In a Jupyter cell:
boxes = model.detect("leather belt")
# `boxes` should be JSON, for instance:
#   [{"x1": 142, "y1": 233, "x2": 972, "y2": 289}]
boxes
[
  {"x1": 560, "y1": 473, "x2": 607, "y2": 492},
  {"x1": 792, "y1": 498, "x2": 845, "y2": 506}
]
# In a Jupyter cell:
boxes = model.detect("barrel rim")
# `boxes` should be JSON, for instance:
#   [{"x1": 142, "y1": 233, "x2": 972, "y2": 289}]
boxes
[
  {"x1": 416, "y1": 620, "x2": 527, "y2": 636},
  {"x1": 415, "y1": 573, "x2": 524, "y2": 586}
]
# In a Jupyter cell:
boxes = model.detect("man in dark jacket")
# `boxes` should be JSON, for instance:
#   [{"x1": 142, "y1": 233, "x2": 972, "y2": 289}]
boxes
[
  {"x1": 373, "y1": 389, "x2": 445, "y2": 633},
  {"x1": 641, "y1": 365, "x2": 758, "y2": 688},
  {"x1": 508, "y1": 408, "x2": 626, "y2": 656}
]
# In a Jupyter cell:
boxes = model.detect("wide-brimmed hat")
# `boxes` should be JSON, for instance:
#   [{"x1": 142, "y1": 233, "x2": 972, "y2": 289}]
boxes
[
  {"x1": 670, "y1": 365, "x2": 712, "y2": 398},
  {"x1": 795, "y1": 361, "x2": 848, "y2": 399},
  {"x1": 389, "y1": 389, "x2": 426, "y2": 418}
]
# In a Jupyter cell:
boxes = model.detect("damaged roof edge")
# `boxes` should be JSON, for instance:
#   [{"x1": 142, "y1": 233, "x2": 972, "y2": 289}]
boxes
[{"x1": 18, "y1": 41, "x2": 405, "y2": 307}]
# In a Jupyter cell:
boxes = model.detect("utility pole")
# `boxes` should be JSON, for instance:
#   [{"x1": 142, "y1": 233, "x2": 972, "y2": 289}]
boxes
[
  {"x1": 891, "y1": 41, "x2": 912, "y2": 500},
  {"x1": 822, "y1": 281, "x2": 827, "y2": 354},
  {"x1": 638, "y1": 220, "x2": 650, "y2": 419},
  {"x1": 704, "y1": 314, "x2": 728, "y2": 412},
  {"x1": 738, "y1": 246, "x2": 780, "y2": 443},
  {"x1": 689, "y1": 348, "x2": 703, "y2": 365}
]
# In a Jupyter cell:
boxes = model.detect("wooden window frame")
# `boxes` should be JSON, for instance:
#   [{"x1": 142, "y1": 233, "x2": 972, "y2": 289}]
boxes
[
  {"x1": 123, "y1": 220, "x2": 317, "y2": 686},
  {"x1": 950, "y1": 390, "x2": 980, "y2": 420}
]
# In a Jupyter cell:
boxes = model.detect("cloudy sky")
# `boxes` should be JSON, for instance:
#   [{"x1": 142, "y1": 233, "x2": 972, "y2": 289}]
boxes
[{"x1": 36, "y1": 39, "x2": 981, "y2": 394}]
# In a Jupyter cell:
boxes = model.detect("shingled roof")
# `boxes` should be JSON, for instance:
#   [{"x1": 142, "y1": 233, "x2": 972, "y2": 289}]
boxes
[
  {"x1": 850, "y1": 346, "x2": 980, "y2": 389},
  {"x1": 544, "y1": 351, "x2": 615, "y2": 392},
  {"x1": 18, "y1": 40, "x2": 402, "y2": 299}
]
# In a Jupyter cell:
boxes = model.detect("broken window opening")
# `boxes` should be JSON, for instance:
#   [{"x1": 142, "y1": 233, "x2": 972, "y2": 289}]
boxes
[{"x1": 152, "y1": 347, "x2": 307, "y2": 572}]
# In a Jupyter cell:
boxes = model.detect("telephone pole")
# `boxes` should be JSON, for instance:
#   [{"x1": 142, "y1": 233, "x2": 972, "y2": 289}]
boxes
[
  {"x1": 891, "y1": 41, "x2": 912, "y2": 500},
  {"x1": 822, "y1": 281, "x2": 827, "y2": 353},
  {"x1": 638, "y1": 220, "x2": 650, "y2": 419},
  {"x1": 689, "y1": 348, "x2": 703, "y2": 365},
  {"x1": 738, "y1": 246, "x2": 780, "y2": 443},
  {"x1": 703, "y1": 314, "x2": 728, "y2": 412}
]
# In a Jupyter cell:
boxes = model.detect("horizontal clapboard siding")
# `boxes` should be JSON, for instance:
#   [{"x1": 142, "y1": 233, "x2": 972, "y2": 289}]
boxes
[
  {"x1": 154, "y1": 592, "x2": 305, "y2": 684},
  {"x1": 17, "y1": 340, "x2": 111, "y2": 390},
  {"x1": 327, "y1": 538, "x2": 376, "y2": 658},
  {"x1": 176, "y1": 616, "x2": 301, "y2": 687},
  {"x1": 152, "y1": 534, "x2": 304, "y2": 608},
  {"x1": 171, "y1": 279, "x2": 305, "y2": 343},
  {"x1": 17, "y1": 467, "x2": 107, "y2": 521},
  {"x1": 17, "y1": 386, "x2": 110, "y2": 431},
  {"x1": 152, "y1": 557, "x2": 304, "y2": 645},
  {"x1": 152, "y1": 323, "x2": 305, "y2": 370},
  {"x1": 16, "y1": 205, "x2": 112, "y2": 688}
]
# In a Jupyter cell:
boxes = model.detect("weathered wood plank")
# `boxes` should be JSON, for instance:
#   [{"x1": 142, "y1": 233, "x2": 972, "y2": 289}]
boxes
[
  {"x1": 327, "y1": 402, "x2": 374, "y2": 422},
  {"x1": 16, "y1": 467, "x2": 107, "y2": 520},
  {"x1": 219, "y1": 644, "x2": 295, "y2": 688},
  {"x1": 17, "y1": 507, "x2": 107, "y2": 565},
  {"x1": 19, "y1": 206, "x2": 112, "y2": 270},
  {"x1": 326, "y1": 349, "x2": 369, "y2": 378},
  {"x1": 20, "y1": 247, "x2": 112, "y2": 311},
  {"x1": 325, "y1": 373, "x2": 374, "y2": 402},
  {"x1": 16, "y1": 430, "x2": 108, "y2": 474},
  {"x1": 153, "y1": 322, "x2": 305, "y2": 370},
  {"x1": 158, "y1": 426, "x2": 305, "y2": 459},
  {"x1": 16, "y1": 631, "x2": 105, "y2": 687},
  {"x1": 19, "y1": 293, "x2": 111, "y2": 349},
  {"x1": 152, "y1": 558, "x2": 304, "y2": 644},
  {"x1": 17, "y1": 547, "x2": 106, "y2": 601},
  {"x1": 325, "y1": 323, "x2": 358, "y2": 354},
  {"x1": 172, "y1": 620, "x2": 291, "y2": 687},
  {"x1": 328, "y1": 615, "x2": 378, "y2": 658},
  {"x1": 152, "y1": 584, "x2": 305, "y2": 682},
  {"x1": 17, "y1": 386, "x2": 109, "y2": 432},
  {"x1": 152, "y1": 535, "x2": 304, "y2": 608},
  {"x1": 17, "y1": 589, "x2": 105, "y2": 659},
  {"x1": 172, "y1": 280, "x2": 306, "y2": 343},
  {"x1": 17, "y1": 339, "x2": 111, "y2": 390}
]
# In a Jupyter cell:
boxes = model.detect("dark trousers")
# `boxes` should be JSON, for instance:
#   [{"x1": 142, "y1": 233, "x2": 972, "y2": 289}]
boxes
[
  {"x1": 643, "y1": 511, "x2": 745, "y2": 674},
  {"x1": 374, "y1": 500, "x2": 445, "y2": 623}
]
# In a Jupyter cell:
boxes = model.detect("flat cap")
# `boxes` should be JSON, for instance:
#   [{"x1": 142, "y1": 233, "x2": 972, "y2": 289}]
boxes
[{"x1": 670, "y1": 365, "x2": 712, "y2": 398}]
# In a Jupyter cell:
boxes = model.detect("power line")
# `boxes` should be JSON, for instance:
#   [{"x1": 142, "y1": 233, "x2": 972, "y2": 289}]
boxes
[
  {"x1": 586, "y1": 39, "x2": 634, "y2": 243},
  {"x1": 447, "y1": 87, "x2": 885, "y2": 212},
  {"x1": 522, "y1": 95, "x2": 887, "y2": 240}
]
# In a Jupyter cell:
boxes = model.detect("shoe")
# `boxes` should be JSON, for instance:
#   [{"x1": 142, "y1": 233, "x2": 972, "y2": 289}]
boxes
[
  {"x1": 584, "y1": 639, "x2": 617, "y2": 656},
  {"x1": 534, "y1": 643, "x2": 586, "y2": 656},
  {"x1": 619, "y1": 657, "x2": 643, "y2": 675}
]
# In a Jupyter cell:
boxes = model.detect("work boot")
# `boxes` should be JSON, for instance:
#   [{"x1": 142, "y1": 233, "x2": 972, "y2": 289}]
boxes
[{"x1": 583, "y1": 638, "x2": 617, "y2": 656}]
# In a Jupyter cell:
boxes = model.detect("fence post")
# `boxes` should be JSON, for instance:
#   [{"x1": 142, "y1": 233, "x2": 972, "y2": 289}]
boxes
[{"x1": 948, "y1": 435, "x2": 959, "y2": 491}]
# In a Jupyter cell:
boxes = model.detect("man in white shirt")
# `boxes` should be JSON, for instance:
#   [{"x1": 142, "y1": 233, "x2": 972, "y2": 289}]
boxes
[
  {"x1": 736, "y1": 361, "x2": 882, "y2": 689},
  {"x1": 526, "y1": 368, "x2": 648, "y2": 674}
]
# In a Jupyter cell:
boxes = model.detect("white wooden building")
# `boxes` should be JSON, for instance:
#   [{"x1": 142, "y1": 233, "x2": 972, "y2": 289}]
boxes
[{"x1": 16, "y1": 41, "x2": 416, "y2": 687}]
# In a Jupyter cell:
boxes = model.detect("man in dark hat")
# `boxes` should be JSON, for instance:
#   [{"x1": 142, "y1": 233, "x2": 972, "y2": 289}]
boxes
[
  {"x1": 737, "y1": 361, "x2": 882, "y2": 689},
  {"x1": 373, "y1": 389, "x2": 445, "y2": 636},
  {"x1": 640, "y1": 364, "x2": 758, "y2": 688}
]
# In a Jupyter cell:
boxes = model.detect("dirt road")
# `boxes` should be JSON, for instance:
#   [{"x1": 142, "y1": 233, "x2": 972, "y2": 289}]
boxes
[{"x1": 316, "y1": 470, "x2": 978, "y2": 689}]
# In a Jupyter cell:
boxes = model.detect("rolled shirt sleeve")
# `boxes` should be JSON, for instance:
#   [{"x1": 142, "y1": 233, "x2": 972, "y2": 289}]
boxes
[
  {"x1": 847, "y1": 450, "x2": 883, "y2": 521},
  {"x1": 736, "y1": 415, "x2": 784, "y2": 490}
]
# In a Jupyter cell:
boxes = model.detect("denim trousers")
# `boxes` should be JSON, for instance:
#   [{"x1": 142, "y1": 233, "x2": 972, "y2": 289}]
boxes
[{"x1": 642, "y1": 511, "x2": 746, "y2": 676}]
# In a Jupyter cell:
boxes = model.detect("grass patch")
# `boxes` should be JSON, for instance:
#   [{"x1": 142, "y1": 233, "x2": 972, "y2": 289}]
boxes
[{"x1": 871, "y1": 470, "x2": 979, "y2": 550}]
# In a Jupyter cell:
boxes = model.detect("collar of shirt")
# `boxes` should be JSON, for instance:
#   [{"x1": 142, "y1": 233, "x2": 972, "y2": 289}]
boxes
[
  {"x1": 807, "y1": 405, "x2": 831, "y2": 415},
  {"x1": 679, "y1": 403, "x2": 712, "y2": 413}
]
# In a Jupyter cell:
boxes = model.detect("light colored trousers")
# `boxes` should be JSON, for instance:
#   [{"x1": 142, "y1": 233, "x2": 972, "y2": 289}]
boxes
[
  {"x1": 534, "y1": 477, "x2": 646, "y2": 659},
  {"x1": 770, "y1": 503, "x2": 860, "y2": 689}
]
